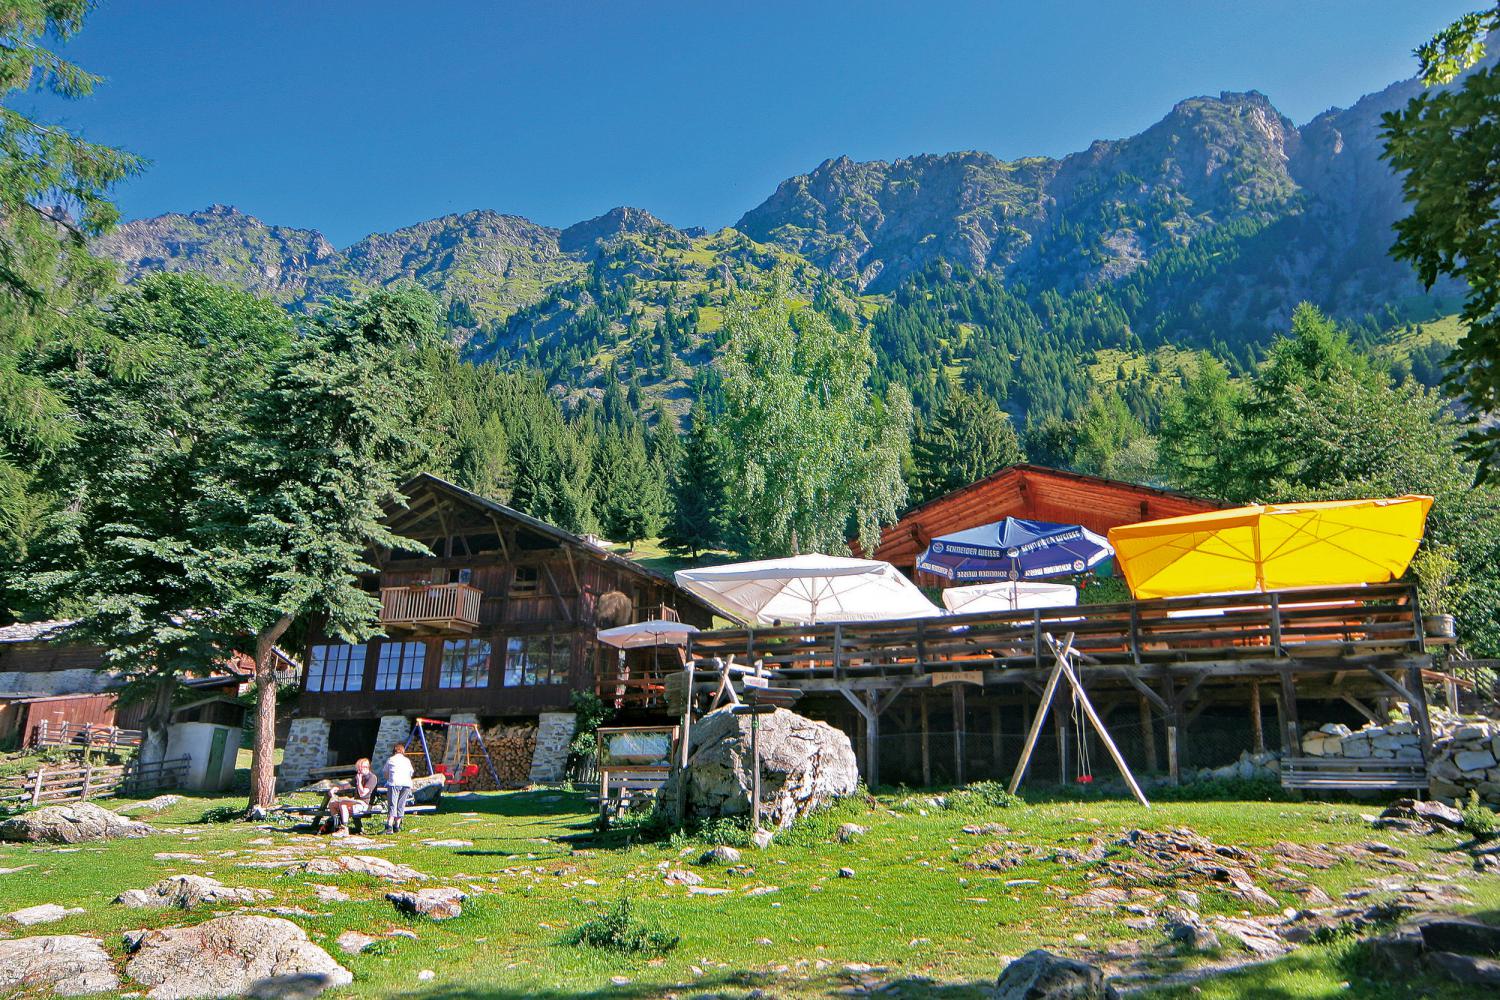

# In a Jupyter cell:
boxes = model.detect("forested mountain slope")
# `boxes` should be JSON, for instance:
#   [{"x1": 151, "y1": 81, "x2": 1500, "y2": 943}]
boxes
[{"x1": 96, "y1": 54, "x2": 1478, "y2": 424}]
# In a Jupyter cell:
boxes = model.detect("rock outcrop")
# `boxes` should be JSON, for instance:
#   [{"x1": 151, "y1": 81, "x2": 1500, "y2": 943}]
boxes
[
  {"x1": 0, "y1": 935, "x2": 118, "y2": 995},
  {"x1": 659, "y1": 707, "x2": 859, "y2": 828},
  {"x1": 0, "y1": 802, "x2": 156, "y2": 844},
  {"x1": 114, "y1": 875, "x2": 272, "y2": 910},
  {"x1": 385, "y1": 888, "x2": 467, "y2": 920},
  {"x1": 994, "y1": 949, "x2": 1119, "y2": 1000},
  {"x1": 124, "y1": 915, "x2": 351, "y2": 999}
]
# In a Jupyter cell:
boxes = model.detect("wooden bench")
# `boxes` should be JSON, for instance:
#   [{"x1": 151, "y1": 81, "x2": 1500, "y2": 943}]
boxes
[
  {"x1": 1280, "y1": 756, "x2": 1428, "y2": 791},
  {"x1": 592, "y1": 766, "x2": 671, "y2": 819}
]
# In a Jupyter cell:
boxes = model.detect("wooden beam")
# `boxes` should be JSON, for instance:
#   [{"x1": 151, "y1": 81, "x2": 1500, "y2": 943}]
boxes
[
  {"x1": 1339, "y1": 693, "x2": 1381, "y2": 725},
  {"x1": 1007, "y1": 633, "x2": 1071, "y2": 794},
  {"x1": 541, "y1": 564, "x2": 574, "y2": 623},
  {"x1": 1278, "y1": 670, "x2": 1302, "y2": 757},
  {"x1": 952, "y1": 682, "x2": 967, "y2": 786},
  {"x1": 920, "y1": 691, "x2": 931, "y2": 786},
  {"x1": 1123, "y1": 670, "x2": 1170, "y2": 714},
  {"x1": 1250, "y1": 680, "x2": 1265, "y2": 754},
  {"x1": 1139, "y1": 695, "x2": 1159, "y2": 772}
]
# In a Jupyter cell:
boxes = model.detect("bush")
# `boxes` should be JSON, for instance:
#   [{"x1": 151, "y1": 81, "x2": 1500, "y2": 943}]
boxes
[
  {"x1": 941, "y1": 781, "x2": 1024, "y2": 813},
  {"x1": 572, "y1": 898, "x2": 679, "y2": 955},
  {"x1": 197, "y1": 804, "x2": 242, "y2": 824},
  {"x1": 1462, "y1": 790, "x2": 1498, "y2": 842}
]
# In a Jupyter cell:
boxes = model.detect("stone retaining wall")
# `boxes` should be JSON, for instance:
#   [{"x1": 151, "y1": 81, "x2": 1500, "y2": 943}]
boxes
[
  {"x1": 1429, "y1": 719, "x2": 1500, "y2": 806},
  {"x1": 279, "y1": 718, "x2": 330, "y2": 790},
  {"x1": 527, "y1": 712, "x2": 576, "y2": 784}
]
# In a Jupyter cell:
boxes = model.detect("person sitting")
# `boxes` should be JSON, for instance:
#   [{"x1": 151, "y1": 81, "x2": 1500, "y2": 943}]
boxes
[{"x1": 322, "y1": 758, "x2": 377, "y2": 834}]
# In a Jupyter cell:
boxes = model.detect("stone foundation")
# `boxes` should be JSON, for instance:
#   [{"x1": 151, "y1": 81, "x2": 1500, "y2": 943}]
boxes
[
  {"x1": 1428, "y1": 717, "x2": 1500, "y2": 806},
  {"x1": 528, "y1": 712, "x2": 576, "y2": 784},
  {"x1": 443, "y1": 713, "x2": 480, "y2": 768},
  {"x1": 279, "y1": 718, "x2": 330, "y2": 790},
  {"x1": 371, "y1": 715, "x2": 410, "y2": 772}
]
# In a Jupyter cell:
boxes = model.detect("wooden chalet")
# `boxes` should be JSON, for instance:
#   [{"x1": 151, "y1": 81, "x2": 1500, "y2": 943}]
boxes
[
  {"x1": 293, "y1": 474, "x2": 716, "y2": 766},
  {"x1": 856, "y1": 463, "x2": 1221, "y2": 585}
]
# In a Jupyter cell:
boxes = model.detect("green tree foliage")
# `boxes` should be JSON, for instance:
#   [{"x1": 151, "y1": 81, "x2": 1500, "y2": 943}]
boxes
[
  {"x1": 662, "y1": 406, "x2": 728, "y2": 558},
  {"x1": 1156, "y1": 304, "x2": 1500, "y2": 653},
  {"x1": 1383, "y1": 27, "x2": 1500, "y2": 466},
  {"x1": 909, "y1": 380, "x2": 1025, "y2": 506},
  {"x1": 1068, "y1": 388, "x2": 1158, "y2": 484},
  {"x1": 715, "y1": 270, "x2": 912, "y2": 557},
  {"x1": 595, "y1": 425, "x2": 666, "y2": 549},
  {"x1": 27, "y1": 274, "x2": 292, "y2": 759},
  {"x1": 0, "y1": 0, "x2": 143, "y2": 563},
  {"x1": 196, "y1": 285, "x2": 439, "y2": 809}
]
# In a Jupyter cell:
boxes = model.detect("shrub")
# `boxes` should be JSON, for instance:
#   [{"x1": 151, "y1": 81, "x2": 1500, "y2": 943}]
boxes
[
  {"x1": 197, "y1": 804, "x2": 242, "y2": 824},
  {"x1": 941, "y1": 781, "x2": 1023, "y2": 813},
  {"x1": 1462, "y1": 790, "x2": 1498, "y2": 842},
  {"x1": 572, "y1": 898, "x2": 679, "y2": 955}
]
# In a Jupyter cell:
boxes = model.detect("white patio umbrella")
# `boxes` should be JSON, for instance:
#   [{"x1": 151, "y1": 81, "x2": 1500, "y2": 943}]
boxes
[
  {"x1": 674, "y1": 553, "x2": 942, "y2": 626},
  {"x1": 941, "y1": 580, "x2": 1078, "y2": 614},
  {"x1": 596, "y1": 619, "x2": 700, "y2": 648}
]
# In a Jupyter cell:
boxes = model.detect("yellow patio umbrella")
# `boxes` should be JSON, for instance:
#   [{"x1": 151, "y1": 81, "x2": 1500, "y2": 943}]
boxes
[{"x1": 1108, "y1": 496, "x2": 1434, "y2": 599}]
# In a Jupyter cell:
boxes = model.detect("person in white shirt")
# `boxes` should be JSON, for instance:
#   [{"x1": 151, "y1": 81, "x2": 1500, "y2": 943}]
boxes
[{"x1": 383, "y1": 743, "x2": 415, "y2": 833}]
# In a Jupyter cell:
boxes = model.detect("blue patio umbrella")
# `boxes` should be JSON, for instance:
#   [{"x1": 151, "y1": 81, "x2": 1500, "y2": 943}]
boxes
[{"x1": 916, "y1": 517, "x2": 1114, "y2": 582}]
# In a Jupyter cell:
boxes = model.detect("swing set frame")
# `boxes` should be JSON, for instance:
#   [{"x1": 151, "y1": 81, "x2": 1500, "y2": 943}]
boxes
[
  {"x1": 406, "y1": 717, "x2": 503, "y2": 789},
  {"x1": 1007, "y1": 632, "x2": 1151, "y2": 808}
]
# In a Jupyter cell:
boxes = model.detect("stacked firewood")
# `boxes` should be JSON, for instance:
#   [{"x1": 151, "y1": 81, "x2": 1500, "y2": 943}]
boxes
[{"x1": 469, "y1": 722, "x2": 537, "y2": 790}]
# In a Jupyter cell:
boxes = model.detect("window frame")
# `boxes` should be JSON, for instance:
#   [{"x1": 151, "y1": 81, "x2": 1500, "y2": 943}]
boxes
[
  {"x1": 438, "y1": 637, "x2": 492, "y2": 689},
  {"x1": 374, "y1": 641, "x2": 427, "y2": 691},
  {"x1": 503, "y1": 632, "x2": 571, "y2": 686},
  {"x1": 306, "y1": 643, "x2": 368, "y2": 693}
]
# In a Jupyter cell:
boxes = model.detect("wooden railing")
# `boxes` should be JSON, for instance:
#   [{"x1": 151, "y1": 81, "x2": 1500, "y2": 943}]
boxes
[
  {"x1": 683, "y1": 582, "x2": 1425, "y2": 681},
  {"x1": 380, "y1": 583, "x2": 483, "y2": 632},
  {"x1": 1, "y1": 756, "x2": 189, "y2": 806},
  {"x1": 29, "y1": 720, "x2": 143, "y2": 752}
]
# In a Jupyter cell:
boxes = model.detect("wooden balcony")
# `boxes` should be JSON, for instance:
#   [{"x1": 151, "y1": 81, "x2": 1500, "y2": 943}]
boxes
[{"x1": 380, "y1": 583, "x2": 483, "y2": 635}]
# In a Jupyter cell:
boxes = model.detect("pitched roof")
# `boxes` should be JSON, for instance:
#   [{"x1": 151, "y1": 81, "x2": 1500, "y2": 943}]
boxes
[
  {"x1": 387, "y1": 473, "x2": 717, "y2": 616},
  {"x1": 856, "y1": 463, "x2": 1222, "y2": 569},
  {"x1": 0, "y1": 620, "x2": 74, "y2": 644}
]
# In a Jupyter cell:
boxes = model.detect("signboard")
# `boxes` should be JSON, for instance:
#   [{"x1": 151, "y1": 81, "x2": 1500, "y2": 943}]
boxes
[{"x1": 929, "y1": 670, "x2": 984, "y2": 687}]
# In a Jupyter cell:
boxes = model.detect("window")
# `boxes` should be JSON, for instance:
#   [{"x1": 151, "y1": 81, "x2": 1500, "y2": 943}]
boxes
[
  {"x1": 439, "y1": 638, "x2": 491, "y2": 689},
  {"x1": 509, "y1": 565, "x2": 540, "y2": 597},
  {"x1": 306, "y1": 644, "x2": 367, "y2": 693},
  {"x1": 375, "y1": 642, "x2": 426, "y2": 691},
  {"x1": 503, "y1": 633, "x2": 571, "y2": 686}
]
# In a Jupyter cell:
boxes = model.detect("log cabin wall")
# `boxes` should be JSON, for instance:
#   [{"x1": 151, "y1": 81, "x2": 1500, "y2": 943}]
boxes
[{"x1": 296, "y1": 474, "x2": 714, "y2": 722}]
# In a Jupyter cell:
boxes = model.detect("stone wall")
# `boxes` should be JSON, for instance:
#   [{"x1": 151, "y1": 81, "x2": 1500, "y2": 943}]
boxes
[
  {"x1": 371, "y1": 715, "x2": 410, "y2": 772},
  {"x1": 528, "y1": 712, "x2": 576, "y2": 784},
  {"x1": 1429, "y1": 719, "x2": 1500, "y2": 806},
  {"x1": 278, "y1": 717, "x2": 330, "y2": 790},
  {"x1": 1300, "y1": 720, "x2": 1425, "y2": 761}
]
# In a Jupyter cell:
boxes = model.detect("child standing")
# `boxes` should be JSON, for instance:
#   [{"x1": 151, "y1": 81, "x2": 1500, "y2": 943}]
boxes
[{"x1": 383, "y1": 743, "x2": 415, "y2": 833}]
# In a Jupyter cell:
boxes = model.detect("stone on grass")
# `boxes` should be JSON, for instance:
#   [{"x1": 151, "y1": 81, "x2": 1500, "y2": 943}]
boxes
[
  {"x1": 309, "y1": 885, "x2": 350, "y2": 903},
  {"x1": 385, "y1": 888, "x2": 467, "y2": 920},
  {"x1": 837, "y1": 867, "x2": 855, "y2": 878},
  {"x1": 665, "y1": 869, "x2": 702, "y2": 886},
  {"x1": 0, "y1": 935, "x2": 119, "y2": 996},
  {"x1": 1162, "y1": 907, "x2": 1220, "y2": 952},
  {"x1": 0, "y1": 802, "x2": 156, "y2": 844},
  {"x1": 994, "y1": 949, "x2": 1119, "y2": 1000},
  {"x1": 5, "y1": 903, "x2": 85, "y2": 926},
  {"x1": 294, "y1": 856, "x2": 428, "y2": 881},
  {"x1": 1212, "y1": 916, "x2": 1290, "y2": 958},
  {"x1": 700, "y1": 845, "x2": 741, "y2": 865},
  {"x1": 1379, "y1": 798, "x2": 1464, "y2": 829},
  {"x1": 335, "y1": 931, "x2": 379, "y2": 955},
  {"x1": 118, "y1": 795, "x2": 182, "y2": 814},
  {"x1": 411, "y1": 773, "x2": 446, "y2": 805},
  {"x1": 1427, "y1": 951, "x2": 1500, "y2": 987},
  {"x1": 124, "y1": 914, "x2": 351, "y2": 999},
  {"x1": 750, "y1": 829, "x2": 775, "y2": 850},
  {"x1": 658, "y1": 707, "x2": 858, "y2": 828},
  {"x1": 837, "y1": 823, "x2": 867, "y2": 843},
  {"x1": 114, "y1": 875, "x2": 272, "y2": 910}
]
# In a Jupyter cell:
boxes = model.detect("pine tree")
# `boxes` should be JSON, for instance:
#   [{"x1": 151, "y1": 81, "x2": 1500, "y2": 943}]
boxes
[
  {"x1": 662, "y1": 408, "x2": 728, "y2": 558},
  {"x1": 595, "y1": 427, "x2": 665, "y2": 549},
  {"x1": 909, "y1": 383, "x2": 1025, "y2": 505}
]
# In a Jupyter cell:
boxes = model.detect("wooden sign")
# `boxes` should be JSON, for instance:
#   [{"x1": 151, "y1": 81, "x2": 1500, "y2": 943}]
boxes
[{"x1": 929, "y1": 670, "x2": 984, "y2": 687}]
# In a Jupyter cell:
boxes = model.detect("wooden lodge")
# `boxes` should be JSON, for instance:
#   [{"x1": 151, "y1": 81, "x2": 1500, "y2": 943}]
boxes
[
  {"x1": 682, "y1": 581, "x2": 1446, "y2": 789},
  {"x1": 855, "y1": 463, "x2": 1222, "y2": 586},
  {"x1": 285, "y1": 474, "x2": 715, "y2": 784}
]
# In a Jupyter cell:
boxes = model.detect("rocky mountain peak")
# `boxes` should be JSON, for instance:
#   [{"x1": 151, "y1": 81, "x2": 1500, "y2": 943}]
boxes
[{"x1": 559, "y1": 206, "x2": 680, "y2": 255}]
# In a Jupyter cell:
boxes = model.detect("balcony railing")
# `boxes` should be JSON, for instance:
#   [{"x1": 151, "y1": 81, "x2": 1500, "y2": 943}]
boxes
[{"x1": 380, "y1": 583, "x2": 483, "y2": 634}]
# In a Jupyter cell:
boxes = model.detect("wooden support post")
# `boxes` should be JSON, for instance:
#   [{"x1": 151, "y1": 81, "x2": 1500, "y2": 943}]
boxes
[
  {"x1": 1162, "y1": 673, "x2": 1180, "y2": 785},
  {"x1": 674, "y1": 659, "x2": 696, "y2": 825},
  {"x1": 1007, "y1": 639, "x2": 1069, "y2": 795},
  {"x1": 1406, "y1": 664, "x2": 1433, "y2": 759},
  {"x1": 919, "y1": 691, "x2": 932, "y2": 786},
  {"x1": 1058, "y1": 655, "x2": 1150, "y2": 808},
  {"x1": 1250, "y1": 680, "x2": 1265, "y2": 754},
  {"x1": 1138, "y1": 695, "x2": 1158, "y2": 772},
  {"x1": 31, "y1": 766, "x2": 44, "y2": 807},
  {"x1": 952, "y1": 683, "x2": 967, "y2": 787},
  {"x1": 1055, "y1": 691, "x2": 1071, "y2": 786},
  {"x1": 990, "y1": 703, "x2": 1004, "y2": 775},
  {"x1": 1278, "y1": 670, "x2": 1302, "y2": 756}
]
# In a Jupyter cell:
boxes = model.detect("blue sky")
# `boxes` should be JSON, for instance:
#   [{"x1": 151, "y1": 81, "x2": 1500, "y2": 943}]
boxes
[{"x1": 23, "y1": 1, "x2": 1475, "y2": 246}]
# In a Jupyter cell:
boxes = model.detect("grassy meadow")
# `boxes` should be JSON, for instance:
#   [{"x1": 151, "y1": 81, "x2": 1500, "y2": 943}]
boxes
[{"x1": 2, "y1": 780, "x2": 1497, "y2": 998}]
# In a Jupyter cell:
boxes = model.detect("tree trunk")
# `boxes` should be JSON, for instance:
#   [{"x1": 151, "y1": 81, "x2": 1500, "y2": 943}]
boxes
[
  {"x1": 247, "y1": 614, "x2": 294, "y2": 813},
  {"x1": 138, "y1": 676, "x2": 177, "y2": 766}
]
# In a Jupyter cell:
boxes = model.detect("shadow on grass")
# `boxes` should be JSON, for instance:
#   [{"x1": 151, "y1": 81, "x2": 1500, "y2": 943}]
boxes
[{"x1": 400, "y1": 971, "x2": 994, "y2": 999}]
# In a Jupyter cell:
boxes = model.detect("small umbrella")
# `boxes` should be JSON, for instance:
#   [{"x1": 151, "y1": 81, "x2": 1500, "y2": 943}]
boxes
[
  {"x1": 941, "y1": 580, "x2": 1078, "y2": 614},
  {"x1": 674, "y1": 553, "x2": 942, "y2": 625},
  {"x1": 917, "y1": 518, "x2": 1113, "y2": 582},
  {"x1": 596, "y1": 620, "x2": 700, "y2": 649},
  {"x1": 1107, "y1": 495, "x2": 1433, "y2": 599}
]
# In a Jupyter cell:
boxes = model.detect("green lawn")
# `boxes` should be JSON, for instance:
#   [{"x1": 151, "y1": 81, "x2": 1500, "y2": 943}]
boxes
[{"x1": 1, "y1": 787, "x2": 1496, "y2": 998}]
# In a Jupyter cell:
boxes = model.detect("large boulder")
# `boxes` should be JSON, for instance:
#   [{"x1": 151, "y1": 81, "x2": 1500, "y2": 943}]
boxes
[
  {"x1": 124, "y1": 914, "x2": 351, "y2": 999},
  {"x1": 995, "y1": 949, "x2": 1119, "y2": 1000},
  {"x1": 115, "y1": 875, "x2": 272, "y2": 910},
  {"x1": 659, "y1": 707, "x2": 858, "y2": 828},
  {"x1": 0, "y1": 802, "x2": 156, "y2": 844},
  {"x1": 411, "y1": 773, "x2": 446, "y2": 805},
  {"x1": 0, "y1": 935, "x2": 119, "y2": 996}
]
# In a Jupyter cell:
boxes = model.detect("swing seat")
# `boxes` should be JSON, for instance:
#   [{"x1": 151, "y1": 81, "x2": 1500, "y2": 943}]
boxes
[{"x1": 462, "y1": 763, "x2": 480, "y2": 779}]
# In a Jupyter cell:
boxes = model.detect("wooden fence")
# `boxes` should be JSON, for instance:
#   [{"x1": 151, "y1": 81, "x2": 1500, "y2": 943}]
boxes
[
  {"x1": 1, "y1": 756, "x2": 189, "y2": 806},
  {"x1": 29, "y1": 719, "x2": 143, "y2": 752}
]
